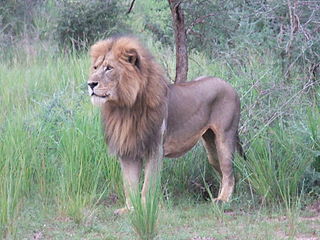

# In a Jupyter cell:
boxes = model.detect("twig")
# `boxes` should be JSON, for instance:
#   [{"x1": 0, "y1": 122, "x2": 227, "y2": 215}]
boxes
[
  {"x1": 186, "y1": 13, "x2": 216, "y2": 34},
  {"x1": 126, "y1": 0, "x2": 136, "y2": 14}
]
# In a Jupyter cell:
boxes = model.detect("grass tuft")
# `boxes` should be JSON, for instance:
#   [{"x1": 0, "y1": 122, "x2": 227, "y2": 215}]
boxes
[
  {"x1": 235, "y1": 124, "x2": 310, "y2": 206},
  {"x1": 129, "y1": 177, "x2": 161, "y2": 240}
]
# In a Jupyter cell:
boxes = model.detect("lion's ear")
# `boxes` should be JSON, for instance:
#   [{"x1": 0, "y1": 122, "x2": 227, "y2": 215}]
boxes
[{"x1": 125, "y1": 49, "x2": 140, "y2": 69}]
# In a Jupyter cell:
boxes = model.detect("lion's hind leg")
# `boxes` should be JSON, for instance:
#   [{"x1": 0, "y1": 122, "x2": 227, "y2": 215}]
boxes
[
  {"x1": 214, "y1": 130, "x2": 236, "y2": 202},
  {"x1": 202, "y1": 129, "x2": 221, "y2": 176}
]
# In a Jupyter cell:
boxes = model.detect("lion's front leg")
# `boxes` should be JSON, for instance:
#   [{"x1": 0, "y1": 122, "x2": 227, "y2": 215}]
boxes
[{"x1": 114, "y1": 157, "x2": 142, "y2": 215}]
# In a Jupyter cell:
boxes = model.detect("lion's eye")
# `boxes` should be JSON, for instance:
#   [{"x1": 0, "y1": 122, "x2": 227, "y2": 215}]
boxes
[
  {"x1": 93, "y1": 66, "x2": 98, "y2": 70},
  {"x1": 104, "y1": 65, "x2": 113, "y2": 72}
]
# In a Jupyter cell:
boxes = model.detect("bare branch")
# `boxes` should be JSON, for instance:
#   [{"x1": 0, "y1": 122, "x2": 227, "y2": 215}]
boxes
[
  {"x1": 186, "y1": 13, "x2": 216, "y2": 34},
  {"x1": 126, "y1": 0, "x2": 136, "y2": 14}
]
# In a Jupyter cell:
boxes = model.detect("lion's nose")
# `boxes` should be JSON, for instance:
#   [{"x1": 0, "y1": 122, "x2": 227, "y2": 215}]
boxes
[{"x1": 88, "y1": 82, "x2": 98, "y2": 90}]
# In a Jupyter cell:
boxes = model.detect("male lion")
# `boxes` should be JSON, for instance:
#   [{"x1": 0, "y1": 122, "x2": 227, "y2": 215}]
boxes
[{"x1": 88, "y1": 36, "x2": 244, "y2": 215}]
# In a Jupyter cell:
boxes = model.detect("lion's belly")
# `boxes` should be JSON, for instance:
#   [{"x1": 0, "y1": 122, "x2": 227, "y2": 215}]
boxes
[
  {"x1": 163, "y1": 130, "x2": 205, "y2": 158},
  {"x1": 163, "y1": 139, "x2": 197, "y2": 158}
]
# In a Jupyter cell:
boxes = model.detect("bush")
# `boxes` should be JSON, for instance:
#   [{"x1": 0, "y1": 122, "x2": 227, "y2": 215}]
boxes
[
  {"x1": 0, "y1": 0, "x2": 43, "y2": 54},
  {"x1": 0, "y1": 0, "x2": 41, "y2": 36},
  {"x1": 56, "y1": 0, "x2": 126, "y2": 50},
  {"x1": 165, "y1": 0, "x2": 320, "y2": 81}
]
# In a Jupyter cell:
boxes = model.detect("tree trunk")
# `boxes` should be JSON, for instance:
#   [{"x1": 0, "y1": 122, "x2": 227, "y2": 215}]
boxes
[{"x1": 168, "y1": 0, "x2": 188, "y2": 83}]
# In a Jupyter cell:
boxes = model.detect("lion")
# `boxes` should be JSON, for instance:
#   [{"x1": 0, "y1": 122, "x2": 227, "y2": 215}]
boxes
[{"x1": 88, "y1": 36, "x2": 244, "y2": 215}]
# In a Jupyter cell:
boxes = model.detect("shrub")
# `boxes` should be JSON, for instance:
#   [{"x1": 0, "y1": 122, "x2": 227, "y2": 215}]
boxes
[
  {"x1": 0, "y1": 0, "x2": 43, "y2": 55},
  {"x1": 55, "y1": 0, "x2": 126, "y2": 50},
  {"x1": 0, "y1": 0, "x2": 41, "y2": 36}
]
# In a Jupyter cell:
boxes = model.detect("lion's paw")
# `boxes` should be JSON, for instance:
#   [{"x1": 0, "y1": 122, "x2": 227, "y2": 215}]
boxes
[
  {"x1": 212, "y1": 198, "x2": 227, "y2": 204},
  {"x1": 114, "y1": 207, "x2": 129, "y2": 216}
]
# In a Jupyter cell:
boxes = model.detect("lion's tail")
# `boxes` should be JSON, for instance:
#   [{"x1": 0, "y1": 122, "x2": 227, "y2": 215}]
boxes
[{"x1": 236, "y1": 132, "x2": 246, "y2": 160}]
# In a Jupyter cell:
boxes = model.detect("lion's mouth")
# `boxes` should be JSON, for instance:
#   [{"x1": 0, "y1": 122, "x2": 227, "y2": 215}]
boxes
[{"x1": 91, "y1": 93, "x2": 108, "y2": 98}]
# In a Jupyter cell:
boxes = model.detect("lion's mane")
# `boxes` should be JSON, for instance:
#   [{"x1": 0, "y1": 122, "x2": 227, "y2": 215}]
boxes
[{"x1": 90, "y1": 37, "x2": 168, "y2": 159}]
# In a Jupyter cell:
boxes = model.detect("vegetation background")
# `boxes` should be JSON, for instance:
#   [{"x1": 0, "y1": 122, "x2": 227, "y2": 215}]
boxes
[{"x1": 0, "y1": 0, "x2": 319, "y2": 239}]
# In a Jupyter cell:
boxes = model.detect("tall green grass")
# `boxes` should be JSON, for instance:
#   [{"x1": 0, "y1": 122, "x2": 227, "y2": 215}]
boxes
[
  {"x1": 0, "y1": 52, "x2": 123, "y2": 237},
  {"x1": 235, "y1": 124, "x2": 311, "y2": 206},
  {"x1": 307, "y1": 105, "x2": 320, "y2": 171},
  {"x1": 0, "y1": 118, "x2": 30, "y2": 237},
  {"x1": 129, "y1": 177, "x2": 162, "y2": 240},
  {"x1": 55, "y1": 113, "x2": 110, "y2": 223}
]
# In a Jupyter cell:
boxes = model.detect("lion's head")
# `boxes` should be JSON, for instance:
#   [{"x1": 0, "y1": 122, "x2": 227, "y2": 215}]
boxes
[
  {"x1": 88, "y1": 36, "x2": 167, "y2": 108},
  {"x1": 88, "y1": 36, "x2": 168, "y2": 159}
]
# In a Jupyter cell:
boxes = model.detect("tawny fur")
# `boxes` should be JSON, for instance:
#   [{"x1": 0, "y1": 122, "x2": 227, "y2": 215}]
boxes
[{"x1": 88, "y1": 36, "x2": 244, "y2": 214}]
